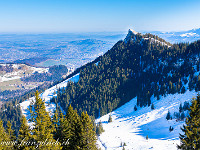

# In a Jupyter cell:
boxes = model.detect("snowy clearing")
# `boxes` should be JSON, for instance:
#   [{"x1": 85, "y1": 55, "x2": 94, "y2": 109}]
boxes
[
  {"x1": 19, "y1": 68, "x2": 198, "y2": 150},
  {"x1": 96, "y1": 90, "x2": 197, "y2": 150}
]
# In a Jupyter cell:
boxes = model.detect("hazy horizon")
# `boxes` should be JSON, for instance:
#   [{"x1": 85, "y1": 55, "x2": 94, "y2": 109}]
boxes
[
  {"x1": 0, "y1": 28, "x2": 199, "y2": 35},
  {"x1": 0, "y1": 0, "x2": 200, "y2": 33}
]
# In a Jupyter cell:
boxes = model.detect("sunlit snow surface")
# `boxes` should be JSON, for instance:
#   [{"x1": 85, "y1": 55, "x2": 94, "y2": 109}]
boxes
[
  {"x1": 20, "y1": 72, "x2": 198, "y2": 149},
  {"x1": 96, "y1": 90, "x2": 197, "y2": 150},
  {"x1": 20, "y1": 73, "x2": 79, "y2": 126}
]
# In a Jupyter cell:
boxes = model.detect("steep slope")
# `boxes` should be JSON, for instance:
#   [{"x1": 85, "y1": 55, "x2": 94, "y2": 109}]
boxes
[
  {"x1": 18, "y1": 29, "x2": 200, "y2": 149},
  {"x1": 96, "y1": 90, "x2": 197, "y2": 150},
  {"x1": 20, "y1": 73, "x2": 80, "y2": 127},
  {"x1": 20, "y1": 30, "x2": 200, "y2": 118},
  {"x1": 51, "y1": 29, "x2": 200, "y2": 119}
]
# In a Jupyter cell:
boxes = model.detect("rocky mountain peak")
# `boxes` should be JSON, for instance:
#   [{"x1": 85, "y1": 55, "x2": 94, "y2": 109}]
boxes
[{"x1": 124, "y1": 28, "x2": 139, "y2": 43}]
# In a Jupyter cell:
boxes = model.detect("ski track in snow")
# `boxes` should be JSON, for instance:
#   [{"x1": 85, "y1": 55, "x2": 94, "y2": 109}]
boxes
[{"x1": 96, "y1": 90, "x2": 198, "y2": 150}]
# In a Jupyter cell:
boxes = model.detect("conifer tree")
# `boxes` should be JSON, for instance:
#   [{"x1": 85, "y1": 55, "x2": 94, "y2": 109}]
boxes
[
  {"x1": 180, "y1": 112, "x2": 185, "y2": 120},
  {"x1": 134, "y1": 105, "x2": 137, "y2": 111},
  {"x1": 62, "y1": 105, "x2": 82, "y2": 150},
  {"x1": 108, "y1": 114, "x2": 112, "y2": 123},
  {"x1": 178, "y1": 95, "x2": 200, "y2": 149},
  {"x1": 52, "y1": 109, "x2": 60, "y2": 140},
  {"x1": 183, "y1": 101, "x2": 190, "y2": 111},
  {"x1": 60, "y1": 114, "x2": 71, "y2": 149},
  {"x1": 96, "y1": 121, "x2": 104, "y2": 136},
  {"x1": 0, "y1": 120, "x2": 10, "y2": 149},
  {"x1": 146, "y1": 135, "x2": 148, "y2": 140},
  {"x1": 169, "y1": 126, "x2": 174, "y2": 132},
  {"x1": 181, "y1": 86, "x2": 186, "y2": 94},
  {"x1": 166, "y1": 110, "x2": 171, "y2": 120},
  {"x1": 30, "y1": 91, "x2": 62, "y2": 150},
  {"x1": 151, "y1": 103, "x2": 155, "y2": 110},
  {"x1": 179, "y1": 103, "x2": 183, "y2": 113},
  {"x1": 80, "y1": 111, "x2": 97, "y2": 150},
  {"x1": 17, "y1": 116, "x2": 31, "y2": 150},
  {"x1": 6, "y1": 121, "x2": 16, "y2": 141},
  {"x1": 57, "y1": 112, "x2": 65, "y2": 143}
]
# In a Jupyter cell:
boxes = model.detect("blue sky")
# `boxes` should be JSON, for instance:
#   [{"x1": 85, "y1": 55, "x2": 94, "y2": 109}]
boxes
[{"x1": 0, "y1": 0, "x2": 200, "y2": 33}]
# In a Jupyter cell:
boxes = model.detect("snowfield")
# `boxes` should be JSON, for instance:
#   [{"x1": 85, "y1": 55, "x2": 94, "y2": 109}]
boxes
[
  {"x1": 96, "y1": 90, "x2": 197, "y2": 150},
  {"x1": 20, "y1": 73, "x2": 79, "y2": 126}
]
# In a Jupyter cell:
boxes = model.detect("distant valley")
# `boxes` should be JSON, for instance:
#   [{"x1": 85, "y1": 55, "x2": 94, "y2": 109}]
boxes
[
  {"x1": 0, "y1": 63, "x2": 68, "y2": 101},
  {"x1": 17, "y1": 28, "x2": 200, "y2": 149},
  {"x1": 1, "y1": 29, "x2": 200, "y2": 69},
  {"x1": 1, "y1": 28, "x2": 200, "y2": 149},
  {"x1": 0, "y1": 33, "x2": 123, "y2": 68}
]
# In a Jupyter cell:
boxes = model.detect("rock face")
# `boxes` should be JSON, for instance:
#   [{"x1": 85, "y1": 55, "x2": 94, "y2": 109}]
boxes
[
  {"x1": 124, "y1": 28, "x2": 138, "y2": 43},
  {"x1": 129, "y1": 28, "x2": 138, "y2": 35}
]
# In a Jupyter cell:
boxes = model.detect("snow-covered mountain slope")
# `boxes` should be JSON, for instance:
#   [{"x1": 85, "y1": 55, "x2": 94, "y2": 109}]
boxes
[
  {"x1": 20, "y1": 73, "x2": 79, "y2": 126},
  {"x1": 150, "y1": 28, "x2": 200, "y2": 43},
  {"x1": 96, "y1": 90, "x2": 197, "y2": 150},
  {"x1": 125, "y1": 29, "x2": 171, "y2": 48}
]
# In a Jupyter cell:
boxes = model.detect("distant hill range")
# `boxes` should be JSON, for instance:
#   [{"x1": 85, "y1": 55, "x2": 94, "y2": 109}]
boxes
[
  {"x1": 150, "y1": 28, "x2": 200, "y2": 43},
  {"x1": 1, "y1": 29, "x2": 200, "y2": 68}
]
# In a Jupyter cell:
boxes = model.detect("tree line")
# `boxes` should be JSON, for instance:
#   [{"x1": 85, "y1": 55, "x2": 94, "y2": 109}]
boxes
[
  {"x1": 51, "y1": 32, "x2": 200, "y2": 119},
  {"x1": 0, "y1": 91, "x2": 98, "y2": 150}
]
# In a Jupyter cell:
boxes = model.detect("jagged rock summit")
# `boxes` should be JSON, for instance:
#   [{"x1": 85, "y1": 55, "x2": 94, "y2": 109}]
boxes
[
  {"x1": 129, "y1": 28, "x2": 138, "y2": 35},
  {"x1": 124, "y1": 28, "x2": 139, "y2": 43}
]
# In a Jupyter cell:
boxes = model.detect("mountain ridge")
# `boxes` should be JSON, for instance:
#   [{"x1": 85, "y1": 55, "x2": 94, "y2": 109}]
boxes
[
  {"x1": 50, "y1": 29, "x2": 200, "y2": 117},
  {"x1": 18, "y1": 29, "x2": 199, "y2": 119},
  {"x1": 15, "y1": 29, "x2": 200, "y2": 149}
]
